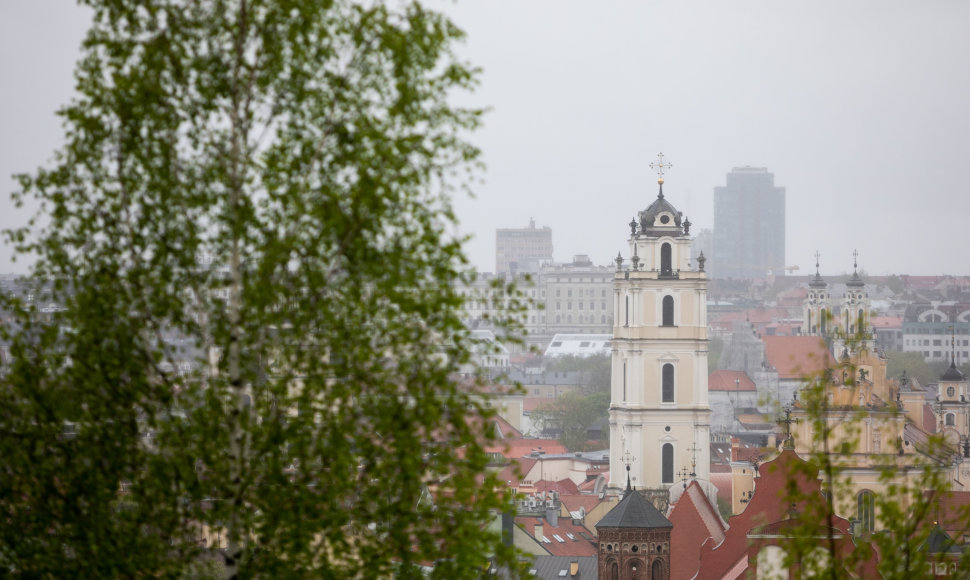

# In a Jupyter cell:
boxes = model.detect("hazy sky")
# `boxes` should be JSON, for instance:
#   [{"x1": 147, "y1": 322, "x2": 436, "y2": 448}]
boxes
[{"x1": 2, "y1": 2, "x2": 969, "y2": 276}]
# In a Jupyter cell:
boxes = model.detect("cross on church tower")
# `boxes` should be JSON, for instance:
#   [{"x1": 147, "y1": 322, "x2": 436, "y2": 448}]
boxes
[
  {"x1": 778, "y1": 404, "x2": 799, "y2": 449},
  {"x1": 814, "y1": 250, "x2": 821, "y2": 276},
  {"x1": 622, "y1": 450, "x2": 637, "y2": 493},
  {"x1": 678, "y1": 467, "x2": 691, "y2": 489},
  {"x1": 688, "y1": 442, "x2": 700, "y2": 478},
  {"x1": 648, "y1": 152, "x2": 673, "y2": 197}
]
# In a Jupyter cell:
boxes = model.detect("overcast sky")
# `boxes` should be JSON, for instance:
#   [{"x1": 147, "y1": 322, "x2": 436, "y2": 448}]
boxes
[{"x1": 2, "y1": 2, "x2": 969, "y2": 276}]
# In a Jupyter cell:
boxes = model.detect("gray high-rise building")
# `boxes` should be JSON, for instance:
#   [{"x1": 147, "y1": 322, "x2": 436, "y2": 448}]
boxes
[
  {"x1": 711, "y1": 167, "x2": 785, "y2": 279},
  {"x1": 495, "y1": 218, "x2": 553, "y2": 275}
]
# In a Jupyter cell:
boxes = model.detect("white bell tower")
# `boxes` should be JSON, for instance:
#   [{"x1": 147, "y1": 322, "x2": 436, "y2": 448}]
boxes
[{"x1": 609, "y1": 154, "x2": 711, "y2": 494}]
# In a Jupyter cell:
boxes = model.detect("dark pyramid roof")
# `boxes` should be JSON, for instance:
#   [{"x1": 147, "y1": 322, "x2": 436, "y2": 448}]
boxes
[
  {"x1": 941, "y1": 360, "x2": 966, "y2": 382},
  {"x1": 922, "y1": 524, "x2": 962, "y2": 553},
  {"x1": 596, "y1": 489, "x2": 672, "y2": 530}
]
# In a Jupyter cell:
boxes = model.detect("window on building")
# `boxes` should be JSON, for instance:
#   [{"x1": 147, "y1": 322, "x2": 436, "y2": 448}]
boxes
[
  {"x1": 858, "y1": 490, "x2": 875, "y2": 533},
  {"x1": 625, "y1": 296, "x2": 629, "y2": 326},
  {"x1": 946, "y1": 413, "x2": 955, "y2": 426},
  {"x1": 662, "y1": 443, "x2": 673, "y2": 484},
  {"x1": 661, "y1": 243, "x2": 672, "y2": 275},
  {"x1": 662, "y1": 364, "x2": 674, "y2": 402},
  {"x1": 568, "y1": 289, "x2": 572, "y2": 297},
  {"x1": 556, "y1": 302, "x2": 561, "y2": 310},
  {"x1": 662, "y1": 296, "x2": 674, "y2": 326}
]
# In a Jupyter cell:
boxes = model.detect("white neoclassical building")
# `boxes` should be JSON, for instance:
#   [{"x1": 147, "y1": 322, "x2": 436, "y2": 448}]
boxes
[{"x1": 609, "y1": 160, "x2": 712, "y2": 495}]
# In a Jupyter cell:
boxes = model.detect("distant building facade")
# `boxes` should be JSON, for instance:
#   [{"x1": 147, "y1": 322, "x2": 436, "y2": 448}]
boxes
[
  {"x1": 711, "y1": 167, "x2": 786, "y2": 280},
  {"x1": 540, "y1": 255, "x2": 614, "y2": 337},
  {"x1": 456, "y1": 255, "x2": 614, "y2": 352},
  {"x1": 902, "y1": 302, "x2": 970, "y2": 364},
  {"x1": 496, "y1": 218, "x2": 553, "y2": 275}
]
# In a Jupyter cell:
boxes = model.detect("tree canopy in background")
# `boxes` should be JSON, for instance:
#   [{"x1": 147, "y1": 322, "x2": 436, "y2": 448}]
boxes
[
  {"x1": 0, "y1": 1, "x2": 523, "y2": 577},
  {"x1": 544, "y1": 353, "x2": 611, "y2": 393}
]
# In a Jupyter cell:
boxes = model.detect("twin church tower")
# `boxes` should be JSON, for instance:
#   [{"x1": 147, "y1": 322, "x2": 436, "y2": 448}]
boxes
[{"x1": 609, "y1": 154, "x2": 712, "y2": 496}]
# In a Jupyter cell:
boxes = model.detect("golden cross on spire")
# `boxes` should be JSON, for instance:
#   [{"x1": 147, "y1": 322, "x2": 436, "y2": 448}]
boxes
[{"x1": 648, "y1": 152, "x2": 672, "y2": 184}]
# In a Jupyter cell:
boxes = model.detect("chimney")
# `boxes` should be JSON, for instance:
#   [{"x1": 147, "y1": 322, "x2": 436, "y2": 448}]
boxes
[
  {"x1": 570, "y1": 560, "x2": 580, "y2": 577},
  {"x1": 731, "y1": 436, "x2": 740, "y2": 461},
  {"x1": 534, "y1": 519, "x2": 544, "y2": 543},
  {"x1": 545, "y1": 505, "x2": 559, "y2": 528}
]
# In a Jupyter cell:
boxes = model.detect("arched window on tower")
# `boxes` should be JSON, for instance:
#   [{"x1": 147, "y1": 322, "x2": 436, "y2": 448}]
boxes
[
  {"x1": 662, "y1": 295, "x2": 674, "y2": 326},
  {"x1": 611, "y1": 563, "x2": 618, "y2": 580},
  {"x1": 662, "y1": 363, "x2": 674, "y2": 403},
  {"x1": 625, "y1": 296, "x2": 629, "y2": 327},
  {"x1": 661, "y1": 243, "x2": 672, "y2": 276},
  {"x1": 858, "y1": 309, "x2": 865, "y2": 335},
  {"x1": 662, "y1": 443, "x2": 673, "y2": 484},
  {"x1": 820, "y1": 309, "x2": 827, "y2": 334},
  {"x1": 652, "y1": 560, "x2": 663, "y2": 579},
  {"x1": 808, "y1": 310, "x2": 814, "y2": 334}
]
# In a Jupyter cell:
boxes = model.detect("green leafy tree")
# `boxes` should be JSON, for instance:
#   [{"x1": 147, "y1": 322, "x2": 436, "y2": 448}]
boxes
[
  {"x1": 544, "y1": 354, "x2": 611, "y2": 393},
  {"x1": 0, "y1": 1, "x2": 524, "y2": 577},
  {"x1": 886, "y1": 351, "x2": 938, "y2": 386},
  {"x1": 779, "y1": 329, "x2": 970, "y2": 578},
  {"x1": 531, "y1": 391, "x2": 610, "y2": 451}
]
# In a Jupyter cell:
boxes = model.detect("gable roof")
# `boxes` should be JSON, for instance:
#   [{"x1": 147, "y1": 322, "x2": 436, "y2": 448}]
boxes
[
  {"x1": 669, "y1": 481, "x2": 728, "y2": 580},
  {"x1": 709, "y1": 370, "x2": 757, "y2": 392},
  {"x1": 595, "y1": 488, "x2": 672, "y2": 530},
  {"x1": 694, "y1": 450, "x2": 867, "y2": 579},
  {"x1": 763, "y1": 335, "x2": 834, "y2": 379}
]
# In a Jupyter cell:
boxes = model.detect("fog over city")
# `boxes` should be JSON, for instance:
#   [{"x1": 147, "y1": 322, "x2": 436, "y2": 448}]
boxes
[{"x1": 2, "y1": 1, "x2": 969, "y2": 276}]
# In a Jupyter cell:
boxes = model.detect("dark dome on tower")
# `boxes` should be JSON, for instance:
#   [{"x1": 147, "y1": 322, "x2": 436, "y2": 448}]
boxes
[{"x1": 638, "y1": 184, "x2": 685, "y2": 238}]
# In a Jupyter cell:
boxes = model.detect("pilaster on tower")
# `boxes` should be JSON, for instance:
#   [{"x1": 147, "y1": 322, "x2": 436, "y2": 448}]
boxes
[{"x1": 609, "y1": 154, "x2": 711, "y2": 501}]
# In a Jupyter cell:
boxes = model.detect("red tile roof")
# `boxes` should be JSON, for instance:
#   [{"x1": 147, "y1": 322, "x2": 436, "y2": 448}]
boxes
[
  {"x1": 763, "y1": 336, "x2": 834, "y2": 379},
  {"x1": 694, "y1": 450, "x2": 876, "y2": 579},
  {"x1": 669, "y1": 481, "x2": 728, "y2": 580},
  {"x1": 709, "y1": 370, "x2": 757, "y2": 392},
  {"x1": 515, "y1": 516, "x2": 598, "y2": 557},
  {"x1": 871, "y1": 316, "x2": 903, "y2": 329},
  {"x1": 484, "y1": 438, "x2": 566, "y2": 460},
  {"x1": 535, "y1": 479, "x2": 580, "y2": 496},
  {"x1": 710, "y1": 472, "x2": 733, "y2": 506}
]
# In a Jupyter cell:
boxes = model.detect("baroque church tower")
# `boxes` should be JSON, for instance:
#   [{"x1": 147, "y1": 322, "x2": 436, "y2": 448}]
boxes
[
  {"x1": 803, "y1": 252, "x2": 830, "y2": 337},
  {"x1": 609, "y1": 154, "x2": 711, "y2": 496},
  {"x1": 802, "y1": 251, "x2": 872, "y2": 356}
]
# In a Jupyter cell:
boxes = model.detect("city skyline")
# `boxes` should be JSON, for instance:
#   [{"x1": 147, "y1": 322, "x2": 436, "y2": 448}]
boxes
[{"x1": 2, "y1": 2, "x2": 969, "y2": 276}]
